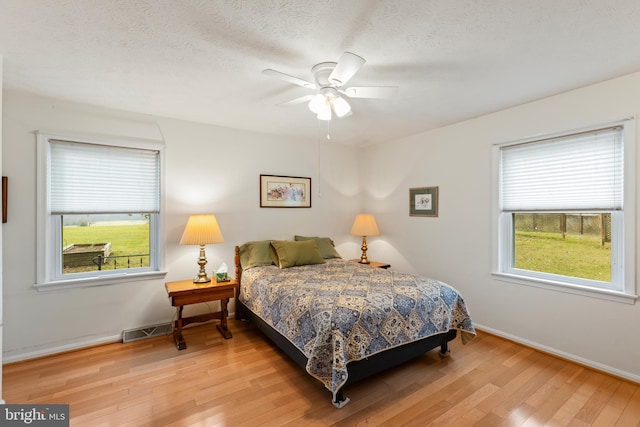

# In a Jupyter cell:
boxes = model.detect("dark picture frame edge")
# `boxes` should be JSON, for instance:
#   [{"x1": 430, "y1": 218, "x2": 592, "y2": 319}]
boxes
[
  {"x1": 409, "y1": 186, "x2": 438, "y2": 217},
  {"x1": 260, "y1": 174, "x2": 312, "y2": 208},
  {"x1": 2, "y1": 176, "x2": 7, "y2": 223}
]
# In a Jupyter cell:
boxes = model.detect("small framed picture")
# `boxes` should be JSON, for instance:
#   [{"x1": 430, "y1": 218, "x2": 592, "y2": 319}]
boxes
[
  {"x1": 2, "y1": 176, "x2": 7, "y2": 223},
  {"x1": 409, "y1": 186, "x2": 438, "y2": 217},
  {"x1": 260, "y1": 174, "x2": 311, "y2": 208}
]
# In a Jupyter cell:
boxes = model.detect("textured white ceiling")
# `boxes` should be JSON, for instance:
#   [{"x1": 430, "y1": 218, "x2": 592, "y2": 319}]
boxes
[{"x1": 1, "y1": 0, "x2": 640, "y2": 145}]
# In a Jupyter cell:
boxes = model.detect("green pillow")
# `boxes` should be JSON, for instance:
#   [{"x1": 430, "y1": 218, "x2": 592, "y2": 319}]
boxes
[
  {"x1": 270, "y1": 240, "x2": 326, "y2": 268},
  {"x1": 239, "y1": 241, "x2": 274, "y2": 270},
  {"x1": 294, "y1": 235, "x2": 342, "y2": 259}
]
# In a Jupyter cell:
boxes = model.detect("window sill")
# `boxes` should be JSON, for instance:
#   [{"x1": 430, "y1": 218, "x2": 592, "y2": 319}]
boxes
[
  {"x1": 492, "y1": 272, "x2": 637, "y2": 304},
  {"x1": 35, "y1": 270, "x2": 168, "y2": 292}
]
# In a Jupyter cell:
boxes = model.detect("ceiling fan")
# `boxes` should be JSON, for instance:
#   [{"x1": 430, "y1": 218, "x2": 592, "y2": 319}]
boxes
[{"x1": 262, "y1": 52, "x2": 398, "y2": 121}]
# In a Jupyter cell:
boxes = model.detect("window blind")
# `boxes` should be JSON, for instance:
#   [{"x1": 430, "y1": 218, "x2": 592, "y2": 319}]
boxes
[
  {"x1": 50, "y1": 140, "x2": 160, "y2": 214},
  {"x1": 500, "y1": 126, "x2": 623, "y2": 212}
]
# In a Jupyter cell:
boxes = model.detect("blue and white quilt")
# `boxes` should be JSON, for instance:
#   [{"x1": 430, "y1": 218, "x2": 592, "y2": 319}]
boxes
[{"x1": 239, "y1": 259, "x2": 476, "y2": 403}]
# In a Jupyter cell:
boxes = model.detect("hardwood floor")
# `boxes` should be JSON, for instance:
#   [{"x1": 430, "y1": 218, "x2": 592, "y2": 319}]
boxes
[{"x1": 4, "y1": 319, "x2": 640, "y2": 426}]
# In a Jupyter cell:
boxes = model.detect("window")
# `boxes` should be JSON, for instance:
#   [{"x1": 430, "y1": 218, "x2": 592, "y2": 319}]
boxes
[
  {"x1": 36, "y1": 133, "x2": 166, "y2": 289},
  {"x1": 495, "y1": 122, "x2": 636, "y2": 303}
]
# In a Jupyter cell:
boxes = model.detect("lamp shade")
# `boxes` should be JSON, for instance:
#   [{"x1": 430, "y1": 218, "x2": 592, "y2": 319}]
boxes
[
  {"x1": 308, "y1": 94, "x2": 325, "y2": 114},
  {"x1": 350, "y1": 214, "x2": 380, "y2": 236},
  {"x1": 332, "y1": 96, "x2": 351, "y2": 118},
  {"x1": 180, "y1": 214, "x2": 224, "y2": 246},
  {"x1": 317, "y1": 101, "x2": 332, "y2": 121}
]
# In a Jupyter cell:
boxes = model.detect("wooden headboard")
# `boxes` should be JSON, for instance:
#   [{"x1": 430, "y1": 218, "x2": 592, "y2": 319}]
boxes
[{"x1": 234, "y1": 245, "x2": 242, "y2": 284}]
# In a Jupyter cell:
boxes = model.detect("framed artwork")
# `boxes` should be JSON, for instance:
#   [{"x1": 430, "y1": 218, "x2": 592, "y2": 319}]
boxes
[
  {"x1": 260, "y1": 174, "x2": 311, "y2": 208},
  {"x1": 409, "y1": 186, "x2": 438, "y2": 217},
  {"x1": 2, "y1": 176, "x2": 6, "y2": 223}
]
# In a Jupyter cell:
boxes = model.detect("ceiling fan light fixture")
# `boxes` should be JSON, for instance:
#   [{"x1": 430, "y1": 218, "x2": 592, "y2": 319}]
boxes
[
  {"x1": 308, "y1": 93, "x2": 325, "y2": 114},
  {"x1": 332, "y1": 96, "x2": 351, "y2": 118},
  {"x1": 317, "y1": 103, "x2": 332, "y2": 121}
]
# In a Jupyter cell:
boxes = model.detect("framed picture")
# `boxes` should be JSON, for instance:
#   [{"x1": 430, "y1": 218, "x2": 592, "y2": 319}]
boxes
[
  {"x1": 260, "y1": 174, "x2": 311, "y2": 208},
  {"x1": 2, "y1": 176, "x2": 6, "y2": 223},
  {"x1": 409, "y1": 186, "x2": 438, "y2": 217}
]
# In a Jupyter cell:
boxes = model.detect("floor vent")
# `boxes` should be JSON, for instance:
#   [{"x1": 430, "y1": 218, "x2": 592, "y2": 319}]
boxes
[{"x1": 122, "y1": 323, "x2": 173, "y2": 343}]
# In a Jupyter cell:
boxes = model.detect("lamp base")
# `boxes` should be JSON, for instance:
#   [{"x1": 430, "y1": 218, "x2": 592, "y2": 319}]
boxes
[
  {"x1": 193, "y1": 244, "x2": 211, "y2": 284},
  {"x1": 358, "y1": 236, "x2": 370, "y2": 264},
  {"x1": 193, "y1": 275, "x2": 211, "y2": 284}
]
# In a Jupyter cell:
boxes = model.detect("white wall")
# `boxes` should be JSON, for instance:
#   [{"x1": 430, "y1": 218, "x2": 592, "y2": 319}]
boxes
[
  {"x1": 362, "y1": 72, "x2": 640, "y2": 381},
  {"x1": 1, "y1": 90, "x2": 362, "y2": 361}
]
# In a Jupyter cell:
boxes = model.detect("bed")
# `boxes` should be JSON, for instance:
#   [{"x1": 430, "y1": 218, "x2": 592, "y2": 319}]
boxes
[{"x1": 234, "y1": 237, "x2": 476, "y2": 407}]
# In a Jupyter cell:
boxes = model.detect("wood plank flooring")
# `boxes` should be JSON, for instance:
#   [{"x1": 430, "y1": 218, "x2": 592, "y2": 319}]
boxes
[{"x1": 3, "y1": 319, "x2": 640, "y2": 426}]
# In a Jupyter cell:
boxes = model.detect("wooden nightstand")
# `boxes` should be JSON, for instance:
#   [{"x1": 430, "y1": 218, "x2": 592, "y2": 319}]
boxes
[
  {"x1": 165, "y1": 278, "x2": 238, "y2": 350},
  {"x1": 350, "y1": 259, "x2": 391, "y2": 269}
]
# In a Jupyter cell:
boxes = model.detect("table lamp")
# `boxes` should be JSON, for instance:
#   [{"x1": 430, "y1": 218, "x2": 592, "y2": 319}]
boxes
[
  {"x1": 350, "y1": 213, "x2": 380, "y2": 264},
  {"x1": 180, "y1": 214, "x2": 224, "y2": 283}
]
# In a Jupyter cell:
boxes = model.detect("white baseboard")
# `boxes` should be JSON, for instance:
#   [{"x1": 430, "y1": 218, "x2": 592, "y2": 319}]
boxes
[
  {"x1": 3, "y1": 333, "x2": 122, "y2": 364},
  {"x1": 475, "y1": 323, "x2": 640, "y2": 384}
]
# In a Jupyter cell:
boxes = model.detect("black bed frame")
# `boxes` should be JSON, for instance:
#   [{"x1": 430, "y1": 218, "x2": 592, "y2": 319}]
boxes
[{"x1": 233, "y1": 246, "x2": 457, "y2": 406}]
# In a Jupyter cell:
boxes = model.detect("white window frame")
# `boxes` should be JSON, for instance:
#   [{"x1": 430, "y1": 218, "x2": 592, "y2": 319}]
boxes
[
  {"x1": 36, "y1": 132, "x2": 167, "y2": 291},
  {"x1": 492, "y1": 119, "x2": 637, "y2": 304}
]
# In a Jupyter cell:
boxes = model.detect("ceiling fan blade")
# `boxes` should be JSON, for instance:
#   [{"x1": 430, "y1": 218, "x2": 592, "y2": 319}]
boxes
[
  {"x1": 262, "y1": 69, "x2": 316, "y2": 89},
  {"x1": 276, "y1": 95, "x2": 314, "y2": 107},
  {"x1": 328, "y1": 52, "x2": 365, "y2": 86},
  {"x1": 342, "y1": 86, "x2": 399, "y2": 99}
]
